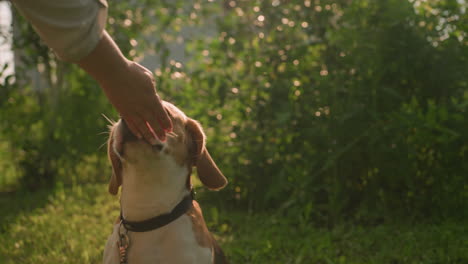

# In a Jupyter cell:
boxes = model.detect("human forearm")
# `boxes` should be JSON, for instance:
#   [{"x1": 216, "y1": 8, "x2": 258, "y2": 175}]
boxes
[
  {"x1": 77, "y1": 31, "x2": 130, "y2": 85},
  {"x1": 77, "y1": 31, "x2": 172, "y2": 144}
]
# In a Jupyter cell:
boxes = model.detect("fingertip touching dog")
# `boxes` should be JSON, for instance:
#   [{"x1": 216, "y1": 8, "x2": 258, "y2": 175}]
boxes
[{"x1": 103, "y1": 101, "x2": 229, "y2": 264}]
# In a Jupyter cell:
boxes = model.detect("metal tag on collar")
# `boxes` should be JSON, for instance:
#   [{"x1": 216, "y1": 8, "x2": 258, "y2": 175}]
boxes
[{"x1": 117, "y1": 221, "x2": 130, "y2": 264}]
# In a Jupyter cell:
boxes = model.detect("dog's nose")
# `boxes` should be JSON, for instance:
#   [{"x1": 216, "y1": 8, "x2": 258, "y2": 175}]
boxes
[{"x1": 152, "y1": 144, "x2": 164, "y2": 152}]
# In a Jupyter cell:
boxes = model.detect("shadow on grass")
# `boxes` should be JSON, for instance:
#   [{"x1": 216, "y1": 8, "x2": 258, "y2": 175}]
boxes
[{"x1": 0, "y1": 187, "x2": 53, "y2": 234}]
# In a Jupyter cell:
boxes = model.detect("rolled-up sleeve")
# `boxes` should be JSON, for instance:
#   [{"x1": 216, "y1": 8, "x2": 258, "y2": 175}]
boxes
[{"x1": 12, "y1": 0, "x2": 108, "y2": 62}]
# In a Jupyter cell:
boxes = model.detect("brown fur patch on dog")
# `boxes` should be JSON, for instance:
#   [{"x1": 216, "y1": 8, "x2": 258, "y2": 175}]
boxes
[
  {"x1": 186, "y1": 201, "x2": 228, "y2": 263},
  {"x1": 186, "y1": 201, "x2": 212, "y2": 248}
]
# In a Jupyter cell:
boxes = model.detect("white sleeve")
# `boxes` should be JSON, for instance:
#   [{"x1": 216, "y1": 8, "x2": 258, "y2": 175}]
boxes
[{"x1": 11, "y1": 0, "x2": 108, "y2": 62}]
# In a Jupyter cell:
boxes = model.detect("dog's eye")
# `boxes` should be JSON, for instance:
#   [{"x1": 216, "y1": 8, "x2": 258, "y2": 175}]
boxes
[{"x1": 152, "y1": 144, "x2": 164, "y2": 152}]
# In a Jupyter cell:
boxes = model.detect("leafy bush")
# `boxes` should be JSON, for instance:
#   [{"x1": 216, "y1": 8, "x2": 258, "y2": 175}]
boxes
[{"x1": 171, "y1": 0, "x2": 468, "y2": 222}]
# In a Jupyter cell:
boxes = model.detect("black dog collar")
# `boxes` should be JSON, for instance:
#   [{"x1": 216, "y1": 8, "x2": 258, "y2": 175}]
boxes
[{"x1": 120, "y1": 190, "x2": 194, "y2": 232}]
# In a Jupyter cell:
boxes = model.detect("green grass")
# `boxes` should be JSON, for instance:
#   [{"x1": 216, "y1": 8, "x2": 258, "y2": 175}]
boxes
[
  {"x1": 0, "y1": 140, "x2": 19, "y2": 189},
  {"x1": 0, "y1": 183, "x2": 467, "y2": 264}
]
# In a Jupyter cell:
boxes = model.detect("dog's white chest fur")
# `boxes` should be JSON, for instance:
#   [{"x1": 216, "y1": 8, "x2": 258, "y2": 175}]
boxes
[{"x1": 120, "y1": 150, "x2": 189, "y2": 221}]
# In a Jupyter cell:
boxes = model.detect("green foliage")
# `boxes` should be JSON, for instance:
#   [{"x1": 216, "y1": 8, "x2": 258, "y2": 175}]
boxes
[
  {"x1": 0, "y1": 13, "x2": 113, "y2": 189},
  {"x1": 177, "y1": 0, "x2": 468, "y2": 222},
  {"x1": 1, "y1": 0, "x2": 467, "y2": 222}
]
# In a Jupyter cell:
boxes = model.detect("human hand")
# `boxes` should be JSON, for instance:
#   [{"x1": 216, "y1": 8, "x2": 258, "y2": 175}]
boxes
[
  {"x1": 100, "y1": 61, "x2": 172, "y2": 144},
  {"x1": 77, "y1": 31, "x2": 172, "y2": 144}
]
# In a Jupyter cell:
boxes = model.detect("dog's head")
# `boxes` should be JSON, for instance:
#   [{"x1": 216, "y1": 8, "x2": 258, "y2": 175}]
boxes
[{"x1": 107, "y1": 101, "x2": 228, "y2": 195}]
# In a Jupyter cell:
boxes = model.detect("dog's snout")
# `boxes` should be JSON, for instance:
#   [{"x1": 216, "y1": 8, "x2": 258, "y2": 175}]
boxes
[{"x1": 152, "y1": 144, "x2": 164, "y2": 152}]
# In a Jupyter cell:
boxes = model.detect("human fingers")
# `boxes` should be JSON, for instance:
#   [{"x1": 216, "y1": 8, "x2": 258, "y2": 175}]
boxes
[
  {"x1": 132, "y1": 115, "x2": 161, "y2": 145},
  {"x1": 141, "y1": 110, "x2": 166, "y2": 142},
  {"x1": 153, "y1": 93, "x2": 173, "y2": 132}
]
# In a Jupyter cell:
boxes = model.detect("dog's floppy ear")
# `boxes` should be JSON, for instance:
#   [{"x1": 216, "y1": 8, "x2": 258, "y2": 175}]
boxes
[
  {"x1": 186, "y1": 118, "x2": 228, "y2": 190},
  {"x1": 108, "y1": 127, "x2": 122, "y2": 195}
]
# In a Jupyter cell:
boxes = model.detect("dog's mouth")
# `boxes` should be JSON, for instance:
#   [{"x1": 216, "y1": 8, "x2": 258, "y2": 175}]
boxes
[{"x1": 119, "y1": 119, "x2": 170, "y2": 152}]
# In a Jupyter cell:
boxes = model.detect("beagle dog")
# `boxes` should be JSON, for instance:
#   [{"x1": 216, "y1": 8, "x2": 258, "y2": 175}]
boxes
[{"x1": 103, "y1": 101, "x2": 228, "y2": 264}]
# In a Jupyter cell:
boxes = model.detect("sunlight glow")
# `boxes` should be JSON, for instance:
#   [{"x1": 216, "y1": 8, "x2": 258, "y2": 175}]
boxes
[{"x1": 0, "y1": 2, "x2": 13, "y2": 84}]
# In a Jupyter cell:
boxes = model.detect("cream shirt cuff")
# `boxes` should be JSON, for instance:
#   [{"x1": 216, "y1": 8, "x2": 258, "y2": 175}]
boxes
[{"x1": 12, "y1": 0, "x2": 108, "y2": 62}]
